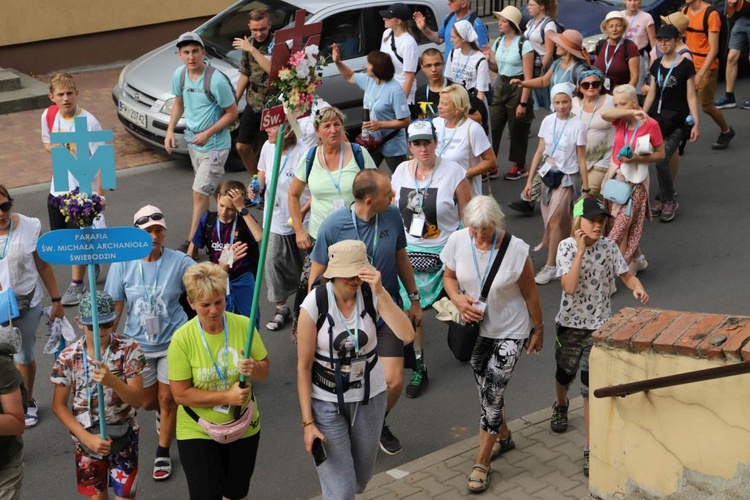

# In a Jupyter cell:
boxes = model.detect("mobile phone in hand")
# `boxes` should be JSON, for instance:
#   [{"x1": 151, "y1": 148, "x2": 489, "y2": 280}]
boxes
[{"x1": 312, "y1": 437, "x2": 327, "y2": 466}]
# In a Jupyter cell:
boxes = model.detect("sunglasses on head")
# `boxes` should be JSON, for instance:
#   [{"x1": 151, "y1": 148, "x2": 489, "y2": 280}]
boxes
[
  {"x1": 134, "y1": 212, "x2": 164, "y2": 227},
  {"x1": 0, "y1": 201, "x2": 12, "y2": 212},
  {"x1": 580, "y1": 81, "x2": 602, "y2": 90}
]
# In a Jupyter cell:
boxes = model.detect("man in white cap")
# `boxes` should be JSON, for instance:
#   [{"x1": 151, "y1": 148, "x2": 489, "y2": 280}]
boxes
[{"x1": 164, "y1": 32, "x2": 239, "y2": 256}]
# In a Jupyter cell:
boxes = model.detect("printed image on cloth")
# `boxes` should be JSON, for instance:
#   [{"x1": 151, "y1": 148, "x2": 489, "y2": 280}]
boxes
[
  {"x1": 75, "y1": 425, "x2": 139, "y2": 498},
  {"x1": 50, "y1": 335, "x2": 146, "y2": 424},
  {"x1": 397, "y1": 186, "x2": 440, "y2": 239}
]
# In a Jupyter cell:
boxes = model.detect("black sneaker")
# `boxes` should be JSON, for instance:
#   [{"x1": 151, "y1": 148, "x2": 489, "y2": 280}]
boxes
[
  {"x1": 405, "y1": 369, "x2": 428, "y2": 398},
  {"x1": 711, "y1": 127, "x2": 736, "y2": 150},
  {"x1": 508, "y1": 200, "x2": 535, "y2": 217},
  {"x1": 550, "y1": 400, "x2": 569, "y2": 433},
  {"x1": 379, "y1": 425, "x2": 402, "y2": 455},
  {"x1": 583, "y1": 449, "x2": 590, "y2": 477}
]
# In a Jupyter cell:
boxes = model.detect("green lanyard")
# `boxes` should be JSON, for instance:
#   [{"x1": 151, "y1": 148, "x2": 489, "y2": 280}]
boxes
[{"x1": 0, "y1": 219, "x2": 12, "y2": 259}]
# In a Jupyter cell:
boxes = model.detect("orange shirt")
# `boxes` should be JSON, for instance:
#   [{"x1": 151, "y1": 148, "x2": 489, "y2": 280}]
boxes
[{"x1": 684, "y1": 3, "x2": 722, "y2": 70}]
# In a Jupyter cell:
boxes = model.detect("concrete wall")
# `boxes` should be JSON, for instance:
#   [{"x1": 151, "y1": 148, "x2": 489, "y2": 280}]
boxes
[
  {"x1": 589, "y1": 308, "x2": 750, "y2": 499},
  {"x1": 2, "y1": 0, "x2": 232, "y2": 45}
]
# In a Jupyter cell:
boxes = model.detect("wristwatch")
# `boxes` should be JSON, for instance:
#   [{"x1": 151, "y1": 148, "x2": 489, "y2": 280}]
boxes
[
  {"x1": 239, "y1": 207, "x2": 249, "y2": 216},
  {"x1": 408, "y1": 291, "x2": 421, "y2": 302},
  {"x1": 519, "y1": 102, "x2": 528, "y2": 108}
]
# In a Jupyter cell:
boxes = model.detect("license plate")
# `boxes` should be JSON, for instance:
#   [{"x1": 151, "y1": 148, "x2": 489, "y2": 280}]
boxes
[{"x1": 118, "y1": 100, "x2": 147, "y2": 129}]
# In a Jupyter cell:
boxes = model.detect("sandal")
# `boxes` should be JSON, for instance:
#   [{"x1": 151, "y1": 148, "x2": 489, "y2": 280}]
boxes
[
  {"x1": 467, "y1": 463, "x2": 491, "y2": 493},
  {"x1": 490, "y1": 430, "x2": 515, "y2": 460},
  {"x1": 266, "y1": 307, "x2": 291, "y2": 331},
  {"x1": 153, "y1": 457, "x2": 172, "y2": 481}
]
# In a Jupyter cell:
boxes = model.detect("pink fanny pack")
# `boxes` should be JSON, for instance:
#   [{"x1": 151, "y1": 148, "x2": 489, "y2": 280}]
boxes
[{"x1": 184, "y1": 401, "x2": 255, "y2": 443}]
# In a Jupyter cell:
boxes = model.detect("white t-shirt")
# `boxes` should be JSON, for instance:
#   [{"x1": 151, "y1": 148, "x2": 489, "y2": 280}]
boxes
[
  {"x1": 572, "y1": 96, "x2": 615, "y2": 170},
  {"x1": 538, "y1": 113, "x2": 587, "y2": 175},
  {"x1": 432, "y1": 117, "x2": 491, "y2": 196},
  {"x1": 391, "y1": 158, "x2": 466, "y2": 248},
  {"x1": 623, "y1": 10, "x2": 654, "y2": 51},
  {"x1": 300, "y1": 283, "x2": 385, "y2": 403},
  {"x1": 441, "y1": 230, "x2": 533, "y2": 340},
  {"x1": 381, "y1": 29, "x2": 419, "y2": 104},
  {"x1": 524, "y1": 16, "x2": 558, "y2": 56},
  {"x1": 258, "y1": 141, "x2": 309, "y2": 235},
  {"x1": 0, "y1": 214, "x2": 43, "y2": 309},
  {"x1": 41, "y1": 107, "x2": 104, "y2": 195},
  {"x1": 445, "y1": 49, "x2": 490, "y2": 92},
  {"x1": 555, "y1": 236, "x2": 629, "y2": 330}
]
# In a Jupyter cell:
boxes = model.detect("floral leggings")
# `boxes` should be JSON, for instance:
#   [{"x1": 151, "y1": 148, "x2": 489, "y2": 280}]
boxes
[
  {"x1": 606, "y1": 182, "x2": 646, "y2": 263},
  {"x1": 470, "y1": 337, "x2": 526, "y2": 434}
]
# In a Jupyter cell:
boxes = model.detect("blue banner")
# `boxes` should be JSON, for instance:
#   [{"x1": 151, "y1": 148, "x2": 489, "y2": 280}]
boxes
[{"x1": 37, "y1": 227, "x2": 152, "y2": 265}]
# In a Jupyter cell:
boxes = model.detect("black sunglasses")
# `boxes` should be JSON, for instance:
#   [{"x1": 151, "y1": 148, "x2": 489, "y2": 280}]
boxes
[
  {"x1": 0, "y1": 201, "x2": 12, "y2": 212},
  {"x1": 134, "y1": 212, "x2": 164, "y2": 227},
  {"x1": 580, "y1": 81, "x2": 602, "y2": 90}
]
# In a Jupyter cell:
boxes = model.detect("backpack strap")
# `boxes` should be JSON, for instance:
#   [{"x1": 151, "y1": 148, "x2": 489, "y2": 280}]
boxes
[
  {"x1": 306, "y1": 144, "x2": 365, "y2": 181},
  {"x1": 360, "y1": 282, "x2": 378, "y2": 325},
  {"x1": 314, "y1": 281, "x2": 330, "y2": 332},
  {"x1": 305, "y1": 145, "x2": 318, "y2": 181},
  {"x1": 387, "y1": 30, "x2": 404, "y2": 64},
  {"x1": 201, "y1": 212, "x2": 218, "y2": 255},
  {"x1": 45, "y1": 105, "x2": 59, "y2": 132},
  {"x1": 518, "y1": 35, "x2": 526, "y2": 60},
  {"x1": 539, "y1": 17, "x2": 552, "y2": 44},
  {"x1": 442, "y1": 12, "x2": 455, "y2": 30},
  {"x1": 351, "y1": 143, "x2": 366, "y2": 170}
]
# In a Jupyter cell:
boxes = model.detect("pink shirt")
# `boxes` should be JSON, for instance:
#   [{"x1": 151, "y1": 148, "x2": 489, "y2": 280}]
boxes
[
  {"x1": 623, "y1": 10, "x2": 654, "y2": 50},
  {"x1": 611, "y1": 117, "x2": 663, "y2": 167}
]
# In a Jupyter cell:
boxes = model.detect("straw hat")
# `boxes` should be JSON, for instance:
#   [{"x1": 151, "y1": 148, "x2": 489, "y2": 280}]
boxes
[
  {"x1": 600, "y1": 11, "x2": 630, "y2": 34},
  {"x1": 547, "y1": 29, "x2": 588, "y2": 61},
  {"x1": 493, "y1": 6, "x2": 523, "y2": 33},
  {"x1": 661, "y1": 11, "x2": 689, "y2": 35}
]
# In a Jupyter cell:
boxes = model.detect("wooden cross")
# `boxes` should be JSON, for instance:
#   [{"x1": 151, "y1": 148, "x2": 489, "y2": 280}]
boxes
[{"x1": 268, "y1": 9, "x2": 323, "y2": 82}]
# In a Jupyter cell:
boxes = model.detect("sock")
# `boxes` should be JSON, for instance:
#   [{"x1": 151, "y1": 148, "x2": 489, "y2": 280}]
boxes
[
  {"x1": 156, "y1": 445, "x2": 170, "y2": 458},
  {"x1": 727, "y1": 92, "x2": 735, "y2": 99},
  {"x1": 71, "y1": 280, "x2": 83, "y2": 286}
]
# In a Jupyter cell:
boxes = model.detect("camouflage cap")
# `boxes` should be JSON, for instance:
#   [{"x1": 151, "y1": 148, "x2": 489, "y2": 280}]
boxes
[{"x1": 78, "y1": 290, "x2": 118, "y2": 326}]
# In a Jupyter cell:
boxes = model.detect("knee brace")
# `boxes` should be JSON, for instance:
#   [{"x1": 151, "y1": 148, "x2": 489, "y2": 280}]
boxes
[{"x1": 556, "y1": 366, "x2": 575, "y2": 387}]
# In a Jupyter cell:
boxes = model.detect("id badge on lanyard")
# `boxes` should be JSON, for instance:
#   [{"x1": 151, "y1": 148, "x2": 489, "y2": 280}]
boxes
[
  {"x1": 409, "y1": 214, "x2": 426, "y2": 237},
  {"x1": 349, "y1": 356, "x2": 367, "y2": 382}
]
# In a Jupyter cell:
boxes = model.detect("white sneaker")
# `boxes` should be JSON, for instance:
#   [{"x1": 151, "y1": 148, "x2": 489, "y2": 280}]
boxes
[
  {"x1": 629, "y1": 256, "x2": 648, "y2": 276},
  {"x1": 535, "y1": 265, "x2": 558, "y2": 285},
  {"x1": 61, "y1": 283, "x2": 86, "y2": 306},
  {"x1": 25, "y1": 399, "x2": 38, "y2": 428}
]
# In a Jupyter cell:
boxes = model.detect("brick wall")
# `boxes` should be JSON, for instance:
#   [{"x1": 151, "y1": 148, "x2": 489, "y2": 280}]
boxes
[{"x1": 592, "y1": 307, "x2": 750, "y2": 362}]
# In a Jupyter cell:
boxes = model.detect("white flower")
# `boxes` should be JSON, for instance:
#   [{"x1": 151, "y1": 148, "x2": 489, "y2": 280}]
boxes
[
  {"x1": 295, "y1": 60, "x2": 309, "y2": 76},
  {"x1": 305, "y1": 44, "x2": 319, "y2": 57}
]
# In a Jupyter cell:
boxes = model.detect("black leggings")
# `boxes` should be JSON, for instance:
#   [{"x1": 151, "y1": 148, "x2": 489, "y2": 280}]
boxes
[{"x1": 177, "y1": 432, "x2": 261, "y2": 500}]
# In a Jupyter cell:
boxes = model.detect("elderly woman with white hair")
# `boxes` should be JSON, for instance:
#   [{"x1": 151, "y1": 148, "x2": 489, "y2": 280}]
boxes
[
  {"x1": 441, "y1": 196, "x2": 544, "y2": 493},
  {"x1": 524, "y1": 83, "x2": 589, "y2": 285},
  {"x1": 601, "y1": 84, "x2": 665, "y2": 274}
]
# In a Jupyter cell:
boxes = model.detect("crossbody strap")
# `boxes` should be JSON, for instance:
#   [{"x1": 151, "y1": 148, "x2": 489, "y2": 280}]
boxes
[{"x1": 479, "y1": 232, "x2": 512, "y2": 300}]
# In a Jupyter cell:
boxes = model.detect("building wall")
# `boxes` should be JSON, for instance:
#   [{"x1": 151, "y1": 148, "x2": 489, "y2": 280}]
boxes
[{"x1": 2, "y1": 0, "x2": 232, "y2": 45}]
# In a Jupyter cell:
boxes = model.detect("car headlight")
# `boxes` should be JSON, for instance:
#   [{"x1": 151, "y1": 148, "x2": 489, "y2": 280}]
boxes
[
  {"x1": 582, "y1": 34, "x2": 606, "y2": 56},
  {"x1": 117, "y1": 67, "x2": 127, "y2": 90},
  {"x1": 160, "y1": 97, "x2": 175, "y2": 114}
]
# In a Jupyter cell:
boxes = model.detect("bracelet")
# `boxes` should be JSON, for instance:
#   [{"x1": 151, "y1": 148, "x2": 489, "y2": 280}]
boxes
[
  {"x1": 51, "y1": 297, "x2": 62, "y2": 303},
  {"x1": 408, "y1": 291, "x2": 421, "y2": 302},
  {"x1": 581, "y1": 189, "x2": 591, "y2": 193},
  {"x1": 301, "y1": 418, "x2": 315, "y2": 428},
  {"x1": 519, "y1": 102, "x2": 528, "y2": 107}
]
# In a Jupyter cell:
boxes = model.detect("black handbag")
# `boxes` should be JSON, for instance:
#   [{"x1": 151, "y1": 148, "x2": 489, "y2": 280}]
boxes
[{"x1": 447, "y1": 232, "x2": 512, "y2": 362}]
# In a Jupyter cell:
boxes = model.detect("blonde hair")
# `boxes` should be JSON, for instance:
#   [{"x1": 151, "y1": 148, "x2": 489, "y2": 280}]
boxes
[
  {"x1": 48, "y1": 72, "x2": 76, "y2": 94},
  {"x1": 613, "y1": 84, "x2": 638, "y2": 103},
  {"x1": 314, "y1": 106, "x2": 346, "y2": 131},
  {"x1": 183, "y1": 262, "x2": 228, "y2": 302},
  {"x1": 439, "y1": 84, "x2": 470, "y2": 116}
]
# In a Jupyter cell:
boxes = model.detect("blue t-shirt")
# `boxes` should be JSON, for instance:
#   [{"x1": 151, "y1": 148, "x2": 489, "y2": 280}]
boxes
[
  {"x1": 438, "y1": 13, "x2": 489, "y2": 57},
  {"x1": 311, "y1": 205, "x2": 407, "y2": 296},
  {"x1": 353, "y1": 73, "x2": 409, "y2": 157},
  {"x1": 105, "y1": 248, "x2": 196, "y2": 353},
  {"x1": 493, "y1": 35, "x2": 534, "y2": 77},
  {"x1": 171, "y1": 64, "x2": 235, "y2": 152}
]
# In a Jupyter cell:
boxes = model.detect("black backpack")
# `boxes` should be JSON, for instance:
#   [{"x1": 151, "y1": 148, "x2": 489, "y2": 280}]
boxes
[{"x1": 681, "y1": 3, "x2": 729, "y2": 66}]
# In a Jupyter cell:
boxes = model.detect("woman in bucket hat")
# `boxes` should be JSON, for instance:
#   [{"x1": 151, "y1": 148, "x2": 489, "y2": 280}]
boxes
[{"x1": 593, "y1": 11, "x2": 641, "y2": 92}]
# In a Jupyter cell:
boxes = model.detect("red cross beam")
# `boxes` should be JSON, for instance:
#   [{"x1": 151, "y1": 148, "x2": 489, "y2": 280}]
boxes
[{"x1": 269, "y1": 9, "x2": 323, "y2": 82}]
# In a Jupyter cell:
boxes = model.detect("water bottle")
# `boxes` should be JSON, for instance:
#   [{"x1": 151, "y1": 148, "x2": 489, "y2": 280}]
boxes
[
  {"x1": 250, "y1": 175, "x2": 261, "y2": 205},
  {"x1": 685, "y1": 115, "x2": 695, "y2": 126},
  {"x1": 361, "y1": 109, "x2": 370, "y2": 139}
]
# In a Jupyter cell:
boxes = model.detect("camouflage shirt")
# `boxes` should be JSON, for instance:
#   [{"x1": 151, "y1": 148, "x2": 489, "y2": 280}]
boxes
[{"x1": 239, "y1": 34, "x2": 274, "y2": 113}]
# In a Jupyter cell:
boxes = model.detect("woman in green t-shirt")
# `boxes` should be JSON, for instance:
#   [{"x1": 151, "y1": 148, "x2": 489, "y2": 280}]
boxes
[{"x1": 168, "y1": 262, "x2": 269, "y2": 499}]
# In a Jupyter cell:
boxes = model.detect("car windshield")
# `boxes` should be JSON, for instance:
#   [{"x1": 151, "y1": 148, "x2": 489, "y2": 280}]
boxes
[{"x1": 196, "y1": 0, "x2": 306, "y2": 66}]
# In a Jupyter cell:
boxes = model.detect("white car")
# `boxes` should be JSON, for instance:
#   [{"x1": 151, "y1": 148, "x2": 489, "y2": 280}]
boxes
[{"x1": 112, "y1": 0, "x2": 447, "y2": 164}]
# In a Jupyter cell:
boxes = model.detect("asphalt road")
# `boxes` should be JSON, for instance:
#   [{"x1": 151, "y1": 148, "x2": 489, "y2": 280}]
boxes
[{"x1": 11, "y1": 77, "x2": 750, "y2": 499}]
